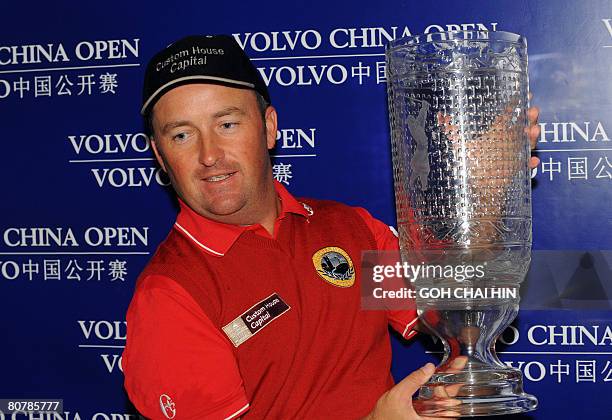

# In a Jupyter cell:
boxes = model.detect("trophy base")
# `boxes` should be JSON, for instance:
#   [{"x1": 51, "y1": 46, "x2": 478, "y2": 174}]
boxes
[
  {"x1": 413, "y1": 369, "x2": 538, "y2": 417},
  {"x1": 413, "y1": 393, "x2": 538, "y2": 417}
]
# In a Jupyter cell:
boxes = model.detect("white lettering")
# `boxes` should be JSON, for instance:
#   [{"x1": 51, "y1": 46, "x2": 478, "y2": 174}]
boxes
[
  {"x1": 538, "y1": 121, "x2": 610, "y2": 143},
  {"x1": 91, "y1": 167, "x2": 170, "y2": 188},
  {"x1": 258, "y1": 65, "x2": 348, "y2": 86},
  {"x1": 327, "y1": 64, "x2": 347, "y2": 84},
  {"x1": 602, "y1": 325, "x2": 612, "y2": 344},
  {"x1": 75, "y1": 39, "x2": 139, "y2": 61},
  {"x1": 329, "y1": 28, "x2": 350, "y2": 48},
  {"x1": 277, "y1": 128, "x2": 316, "y2": 148},
  {"x1": 527, "y1": 324, "x2": 612, "y2": 346},
  {"x1": 523, "y1": 361, "x2": 546, "y2": 381},
  {"x1": 305, "y1": 65, "x2": 326, "y2": 84},
  {"x1": 1, "y1": 261, "x2": 19, "y2": 280},
  {"x1": 275, "y1": 66, "x2": 296, "y2": 86},
  {"x1": 330, "y1": 27, "x2": 408, "y2": 49},
  {"x1": 4, "y1": 228, "x2": 20, "y2": 246},
  {"x1": 0, "y1": 46, "x2": 11, "y2": 65},
  {"x1": 233, "y1": 31, "x2": 320, "y2": 52},
  {"x1": 75, "y1": 42, "x2": 95, "y2": 60},
  {"x1": 95, "y1": 321, "x2": 114, "y2": 340},
  {"x1": 84, "y1": 227, "x2": 148, "y2": 247},
  {"x1": 528, "y1": 325, "x2": 546, "y2": 345},
  {"x1": 498, "y1": 325, "x2": 519, "y2": 345},
  {"x1": 593, "y1": 121, "x2": 610, "y2": 141},
  {"x1": 503, "y1": 361, "x2": 546, "y2": 382},
  {"x1": 0, "y1": 79, "x2": 10, "y2": 98},
  {"x1": 101, "y1": 354, "x2": 123, "y2": 373},
  {"x1": 68, "y1": 133, "x2": 151, "y2": 154},
  {"x1": 301, "y1": 30, "x2": 322, "y2": 49},
  {"x1": 0, "y1": 44, "x2": 69, "y2": 65},
  {"x1": 603, "y1": 19, "x2": 612, "y2": 38},
  {"x1": 3, "y1": 228, "x2": 78, "y2": 247},
  {"x1": 79, "y1": 320, "x2": 127, "y2": 340},
  {"x1": 78, "y1": 320, "x2": 95, "y2": 339}
]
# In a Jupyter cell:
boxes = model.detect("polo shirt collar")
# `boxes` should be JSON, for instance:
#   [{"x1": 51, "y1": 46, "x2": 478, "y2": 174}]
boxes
[{"x1": 174, "y1": 180, "x2": 310, "y2": 257}]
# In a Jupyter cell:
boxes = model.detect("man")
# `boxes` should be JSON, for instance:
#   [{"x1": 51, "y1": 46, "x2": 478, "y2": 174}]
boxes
[{"x1": 123, "y1": 35, "x2": 540, "y2": 420}]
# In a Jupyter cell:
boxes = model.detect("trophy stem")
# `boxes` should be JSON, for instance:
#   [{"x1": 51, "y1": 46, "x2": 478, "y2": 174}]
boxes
[{"x1": 413, "y1": 299, "x2": 537, "y2": 417}]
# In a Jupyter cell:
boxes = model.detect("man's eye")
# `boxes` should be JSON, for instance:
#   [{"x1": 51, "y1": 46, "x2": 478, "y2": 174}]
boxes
[
  {"x1": 173, "y1": 132, "x2": 188, "y2": 141},
  {"x1": 221, "y1": 122, "x2": 238, "y2": 129}
]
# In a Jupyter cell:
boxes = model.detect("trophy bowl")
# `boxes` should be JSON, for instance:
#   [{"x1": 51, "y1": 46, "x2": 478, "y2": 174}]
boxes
[{"x1": 386, "y1": 30, "x2": 538, "y2": 417}]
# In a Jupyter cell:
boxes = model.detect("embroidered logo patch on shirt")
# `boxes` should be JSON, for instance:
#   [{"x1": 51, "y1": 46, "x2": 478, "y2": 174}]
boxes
[
  {"x1": 312, "y1": 246, "x2": 355, "y2": 288},
  {"x1": 222, "y1": 293, "x2": 291, "y2": 347},
  {"x1": 300, "y1": 201, "x2": 314, "y2": 216},
  {"x1": 159, "y1": 394, "x2": 176, "y2": 419}
]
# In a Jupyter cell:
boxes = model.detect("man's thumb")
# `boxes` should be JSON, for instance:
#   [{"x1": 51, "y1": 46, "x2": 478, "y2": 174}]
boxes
[{"x1": 395, "y1": 363, "x2": 436, "y2": 396}]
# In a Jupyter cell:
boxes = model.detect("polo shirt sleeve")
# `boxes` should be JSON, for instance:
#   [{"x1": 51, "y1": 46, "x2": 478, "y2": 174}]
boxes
[
  {"x1": 123, "y1": 275, "x2": 250, "y2": 420},
  {"x1": 354, "y1": 207, "x2": 419, "y2": 341}
]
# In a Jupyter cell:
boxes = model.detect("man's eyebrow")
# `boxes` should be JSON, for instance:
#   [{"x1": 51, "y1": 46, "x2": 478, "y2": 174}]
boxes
[
  {"x1": 213, "y1": 106, "x2": 246, "y2": 118},
  {"x1": 160, "y1": 107, "x2": 246, "y2": 133},
  {"x1": 161, "y1": 120, "x2": 191, "y2": 134}
]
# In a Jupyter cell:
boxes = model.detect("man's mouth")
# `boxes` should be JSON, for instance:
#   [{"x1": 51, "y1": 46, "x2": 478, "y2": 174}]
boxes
[{"x1": 204, "y1": 172, "x2": 236, "y2": 182}]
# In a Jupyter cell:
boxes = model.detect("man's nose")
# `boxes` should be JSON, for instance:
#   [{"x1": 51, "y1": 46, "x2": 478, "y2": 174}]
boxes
[{"x1": 198, "y1": 135, "x2": 224, "y2": 167}]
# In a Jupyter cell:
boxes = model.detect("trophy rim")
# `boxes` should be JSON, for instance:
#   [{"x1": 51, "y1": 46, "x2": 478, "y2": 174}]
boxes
[{"x1": 385, "y1": 30, "x2": 526, "y2": 52}]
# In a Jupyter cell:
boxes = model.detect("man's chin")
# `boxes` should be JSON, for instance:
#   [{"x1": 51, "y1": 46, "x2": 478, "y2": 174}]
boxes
[{"x1": 200, "y1": 200, "x2": 246, "y2": 221}]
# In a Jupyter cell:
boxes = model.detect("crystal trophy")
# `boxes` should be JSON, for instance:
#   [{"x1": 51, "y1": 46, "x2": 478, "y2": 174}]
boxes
[{"x1": 386, "y1": 31, "x2": 538, "y2": 416}]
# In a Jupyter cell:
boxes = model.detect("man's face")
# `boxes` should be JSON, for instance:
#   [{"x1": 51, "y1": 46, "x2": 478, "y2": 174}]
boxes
[{"x1": 150, "y1": 84, "x2": 277, "y2": 224}]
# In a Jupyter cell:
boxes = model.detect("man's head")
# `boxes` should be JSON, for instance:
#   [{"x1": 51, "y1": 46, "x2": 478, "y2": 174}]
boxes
[{"x1": 141, "y1": 35, "x2": 279, "y2": 225}]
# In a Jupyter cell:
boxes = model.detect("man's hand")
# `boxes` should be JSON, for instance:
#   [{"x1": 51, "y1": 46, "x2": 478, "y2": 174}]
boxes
[
  {"x1": 362, "y1": 361, "x2": 464, "y2": 420},
  {"x1": 437, "y1": 97, "x2": 540, "y2": 170},
  {"x1": 526, "y1": 103, "x2": 540, "y2": 168},
  {"x1": 432, "y1": 97, "x2": 540, "y2": 248}
]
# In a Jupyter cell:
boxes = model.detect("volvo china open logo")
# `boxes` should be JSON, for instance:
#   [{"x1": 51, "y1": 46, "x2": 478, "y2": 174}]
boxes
[
  {"x1": 312, "y1": 246, "x2": 355, "y2": 287},
  {"x1": 159, "y1": 394, "x2": 176, "y2": 419}
]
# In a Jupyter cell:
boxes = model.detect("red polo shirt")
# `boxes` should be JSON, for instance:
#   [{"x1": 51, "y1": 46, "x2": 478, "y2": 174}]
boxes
[{"x1": 123, "y1": 182, "x2": 418, "y2": 419}]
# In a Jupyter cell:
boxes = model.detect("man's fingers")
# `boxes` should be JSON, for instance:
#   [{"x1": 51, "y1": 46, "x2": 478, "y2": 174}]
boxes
[
  {"x1": 528, "y1": 124, "x2": 540, "y2": 149},
  {"x1": 436, "y1": 112, "x2": 452, "y2": 125},
  {"x1": 432, "y1": 356, "x2": 467, "y2": 398},
  {"x1": 395, "y1": 363, "x2": 436, "y2": 396},
  {"x1": 432, "y1": 383, "x2": 450, "y2": 399},
  {"x1": 436, "y1": 112, "x2": 445, "y2": 125},
  {"x1": 420, "y1": 357, "x2": 465, "y2": 416},
  {"x1": 448, "y1": 356, "x2": 468, "y2": 373},
  {"x1": 422, "y1": 409, "x2": 462, "y2": 419},
  {"x1": 421, "y1": 405, "x2": 463, "y2": 419},
  {"x1": 436, "y1": 112, "x2": 462, "y2": 143},
  {"x1": 432, "y1": 384, "x2": 464, "y2": 401},
  {"x1": 527, "y1": 106, "x2": 539, "y2": 125},
  {"x1": 444, "y1": 383, "x2": 465, "y2": 398}
]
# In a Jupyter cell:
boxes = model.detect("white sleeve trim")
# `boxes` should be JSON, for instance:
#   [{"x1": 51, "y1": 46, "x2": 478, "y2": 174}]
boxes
[
  {"x1": 388, "y1": 225, "x2": 399, "y2": 238},
  {"x1": 224, "y1": 403, "x2": 250, "y2": 420},
  {"x1": 402, "y1": 317, "x2": 419, "y2": 338}
]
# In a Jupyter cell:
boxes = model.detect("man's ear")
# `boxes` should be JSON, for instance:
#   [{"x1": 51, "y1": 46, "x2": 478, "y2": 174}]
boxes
[
  {"x1": 264, "y1": 105, "x2": 278, "y2": 150},
  {"x1": 150, "y1": 137, "x2": 167, "y2": 172}
]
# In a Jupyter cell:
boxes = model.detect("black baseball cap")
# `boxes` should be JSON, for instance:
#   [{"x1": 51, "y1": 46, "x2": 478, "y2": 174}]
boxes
[{"x1": 140, "y1": 34, "x2": 270, "y2": 116}]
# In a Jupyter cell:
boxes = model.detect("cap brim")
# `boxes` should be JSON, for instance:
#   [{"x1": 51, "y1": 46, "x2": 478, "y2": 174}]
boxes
[{"x1": 140, "y1": 75, "x2": 255, "y2": 115}]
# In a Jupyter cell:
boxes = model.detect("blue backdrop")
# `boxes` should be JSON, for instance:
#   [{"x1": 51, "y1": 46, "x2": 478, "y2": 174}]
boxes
[{"x1": 1, "y1": 0, "x2": 611, "y2": 418}]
